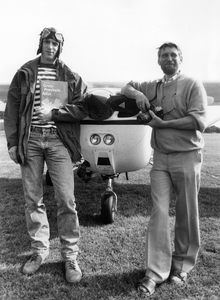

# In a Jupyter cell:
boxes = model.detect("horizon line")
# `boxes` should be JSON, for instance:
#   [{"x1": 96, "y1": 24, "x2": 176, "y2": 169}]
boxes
[{"x1": 1, "y1": 80, "x2": 220, "y2": 86}]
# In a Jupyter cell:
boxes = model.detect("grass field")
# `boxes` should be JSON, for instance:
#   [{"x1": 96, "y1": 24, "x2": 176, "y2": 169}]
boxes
[{"x1": 0, "y1": 133, "x2": 220, "y2": 300}]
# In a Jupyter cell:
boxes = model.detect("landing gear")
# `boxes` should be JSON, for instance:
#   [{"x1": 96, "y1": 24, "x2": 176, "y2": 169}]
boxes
[
  {"x1": 77, "y1": 161, "x2": 119, "y2": 224},
  {"x1": 101, "y1": 177, "x2": 117, "y2": 224}
]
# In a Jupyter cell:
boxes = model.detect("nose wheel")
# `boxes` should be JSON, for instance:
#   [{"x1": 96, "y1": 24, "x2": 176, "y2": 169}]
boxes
[{"x1": 101, "y1": 178, "x2": 117, "y2": 224}]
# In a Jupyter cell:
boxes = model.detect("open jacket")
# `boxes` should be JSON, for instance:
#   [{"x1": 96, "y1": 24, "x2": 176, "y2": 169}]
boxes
[{"x1": 4, "y1": 56, "x2": 110, "y2": 165}]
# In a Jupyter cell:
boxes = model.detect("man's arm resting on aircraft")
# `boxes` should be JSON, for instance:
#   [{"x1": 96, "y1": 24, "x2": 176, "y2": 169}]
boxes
[{"x1": 121, "y1": 85, "x2": 150, "y2": 112}]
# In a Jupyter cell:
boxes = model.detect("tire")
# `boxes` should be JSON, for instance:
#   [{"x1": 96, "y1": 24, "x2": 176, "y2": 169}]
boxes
[
  {"x1": 101, "y1": 194, "x2": 115, "y2": 224},
  {"x1": 45, "y1": 170, "x2": 53, "y2": 186}
]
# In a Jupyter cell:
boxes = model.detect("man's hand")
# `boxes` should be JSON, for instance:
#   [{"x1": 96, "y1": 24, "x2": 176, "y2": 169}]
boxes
[
  {"x1": 35, "y1": 105, "x2": 52, "y2": 122},
  {"x1": 148, "y1": 110, "x2": 164, "y2": 128},
  {"x1": 135, "y1": 92, "x2": 150, "y2": 113},
  {"x1": 8, "y1": 146, "x2": 19, "y2": 164},
  {"x1": 148, "y1": 111, "x2": 199, "y2": 130}
]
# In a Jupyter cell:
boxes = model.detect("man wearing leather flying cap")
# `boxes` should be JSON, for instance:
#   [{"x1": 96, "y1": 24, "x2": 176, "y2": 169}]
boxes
[
  {"x1": 4, "y1": 27, "x2": 88, "y2": 283},
  {"x1": 37, "y1": 27, "x2": 64, "y2": 58}
]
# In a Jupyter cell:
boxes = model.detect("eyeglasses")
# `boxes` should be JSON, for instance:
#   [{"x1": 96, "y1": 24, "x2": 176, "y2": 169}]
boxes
[
  {"x1": 41, "y1": 28, "x2": 64, "y2": 43},
  {"x1": 150, "y1": 80, "x2": 176, "y2": 115},
  {"x1": 160, "y1": 91, "x2": 176, "y2": 115}
]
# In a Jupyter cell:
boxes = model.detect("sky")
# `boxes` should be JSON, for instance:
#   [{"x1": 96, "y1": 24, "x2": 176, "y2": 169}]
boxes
[{"x1": 1, "y1": 0, "x2": 220, "y2": 84}]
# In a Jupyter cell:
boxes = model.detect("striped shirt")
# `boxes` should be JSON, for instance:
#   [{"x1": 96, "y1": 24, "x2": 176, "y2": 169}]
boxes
[{"x1": 31, "y1": 65, "x2": 57, "y2": 127}]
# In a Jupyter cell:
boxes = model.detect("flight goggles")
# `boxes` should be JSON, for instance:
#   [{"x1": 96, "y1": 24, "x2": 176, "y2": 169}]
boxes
[{"x1": 41, "y1": 28, "x2": 64, "y2": 43}]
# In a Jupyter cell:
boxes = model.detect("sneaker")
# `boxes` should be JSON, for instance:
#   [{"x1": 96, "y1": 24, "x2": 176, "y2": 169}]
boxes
[
  {"x1": 22, "y1": 253, "x2": 45, "y2": 275},
  {"x1": 64, "y1": 260, "x2": 82, "y2": 283},
  {"x1": 169, "y1": 269, "x2": 187, "y2": 286}
]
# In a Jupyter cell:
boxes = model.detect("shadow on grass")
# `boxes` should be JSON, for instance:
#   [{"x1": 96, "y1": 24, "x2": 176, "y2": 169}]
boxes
[
  {"x1": 3, "y1": 258, "x2": 209, "y2": 300},
  {"x1": 199, "y1": 187, "x2": 220, "y2": 218},
  {"x1": 1, "y1": 259, "x2": 146, "y2": 300},
  {"x1": 74, "y1": 175, "x2": 220, "y2": 224}
]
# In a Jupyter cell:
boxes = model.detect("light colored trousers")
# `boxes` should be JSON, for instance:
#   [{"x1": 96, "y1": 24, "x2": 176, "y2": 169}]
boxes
[
  {"x1": 145, "y1": 149, "x2": 202, "y2": 283},
  {"x1": 20, "y1": 129, "x2": 79, "y2": 261}
]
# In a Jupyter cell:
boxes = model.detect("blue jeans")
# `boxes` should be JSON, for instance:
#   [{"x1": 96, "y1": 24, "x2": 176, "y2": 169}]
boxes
[
  {"x1": 145, "y1": 149, "x2": 202, "y2": 283},
  {"x1": 20, "y1": 128, "x2": 79, "y2": 261}
]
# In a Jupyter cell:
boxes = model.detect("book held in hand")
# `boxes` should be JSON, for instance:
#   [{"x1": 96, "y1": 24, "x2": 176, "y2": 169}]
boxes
[{"x1": 40, "y1": 80, "x2": 68, "y2": 109}]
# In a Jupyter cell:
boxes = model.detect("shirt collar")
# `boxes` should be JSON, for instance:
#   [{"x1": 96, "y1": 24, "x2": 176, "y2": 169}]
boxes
[{"x1": 162, "y1": 70, "x2": 181, "y2": 84}]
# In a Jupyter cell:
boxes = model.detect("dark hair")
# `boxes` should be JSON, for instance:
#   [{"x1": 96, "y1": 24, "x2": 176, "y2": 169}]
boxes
[{"x1": 157, "y1": 42, "x2": 182, "y2": 60}]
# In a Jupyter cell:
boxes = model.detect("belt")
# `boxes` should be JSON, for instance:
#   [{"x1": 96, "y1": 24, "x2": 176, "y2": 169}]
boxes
[{"x1": 30, "y1": 126, "x2": 57, "y2": 134}]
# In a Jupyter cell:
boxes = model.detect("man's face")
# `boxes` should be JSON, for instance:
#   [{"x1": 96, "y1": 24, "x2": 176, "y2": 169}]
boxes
[
  {"x1": 41, "y1": 38, "x2": 59, "y2": 64},
  {"x1": 158, "y1": 47, "x2": 182, "y2": 76}
]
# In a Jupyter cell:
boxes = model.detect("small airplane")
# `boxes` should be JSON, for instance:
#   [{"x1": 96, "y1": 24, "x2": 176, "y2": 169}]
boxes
[
  {"x1": 46, "y1": 83, "x2": 219, "y2": 225},
  {"x1": 78, "y1": 86, "x2": 217, "y2": 224},
  {"x1": 79, "y1": 88, "x2": 153, "y2": 224}
]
